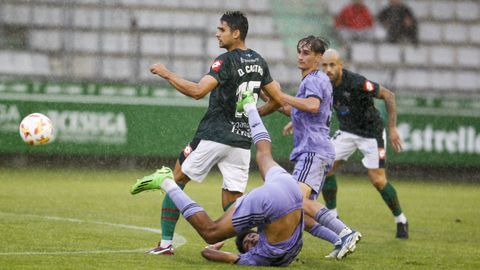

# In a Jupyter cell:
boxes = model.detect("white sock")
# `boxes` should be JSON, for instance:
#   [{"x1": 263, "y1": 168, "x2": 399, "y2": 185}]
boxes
[
  {"x1": 395, "y1": 213, "x2": 407, "y2": 224},
  {"x1": 160, "y1": 178, "x2": 177, "y2": 193},
  {"x1": 160, "y1": 239, "x2": 173, "y2": 248},
  {"x1": 244, "y1": 103, "x2": 256, "y2": 115},
  {"x1": 338, "y1": 227, "x2": 353, "y2": 238},
  {"x1": 329, "y1": 208, "x2": 338, "y2": 217}
]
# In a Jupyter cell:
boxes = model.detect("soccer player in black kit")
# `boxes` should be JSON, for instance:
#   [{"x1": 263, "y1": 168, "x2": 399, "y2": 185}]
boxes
[
  {"x1": 146, "y1": 11, "x2": 285, "y2": 254},
  {"x1": 320, "y1": 48, "x2": 408, "y2": 239}
]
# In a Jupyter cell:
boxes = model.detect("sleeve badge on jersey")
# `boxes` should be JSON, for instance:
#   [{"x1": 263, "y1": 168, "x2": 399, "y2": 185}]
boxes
[
  {"x1": 363, "y1": 80, "x2": 374, "y2": 92},
  {"x1": 378, "y1": 148, "x2": 386, "y2": 160},
  {"x1": 183, "y1": 144, "x2": 192, "y2": 158},
  {"x1": 211, "y1": 60, "x2": 223, "y2": 72}
]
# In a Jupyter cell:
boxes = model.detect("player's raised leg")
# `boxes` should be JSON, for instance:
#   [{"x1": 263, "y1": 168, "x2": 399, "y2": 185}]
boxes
[
  {"x1": 237, "y1": 91, "x2": 277, "y2": 177},
  {"x1": 131, "y1": 166, "x2": 237, "y2": 244}
]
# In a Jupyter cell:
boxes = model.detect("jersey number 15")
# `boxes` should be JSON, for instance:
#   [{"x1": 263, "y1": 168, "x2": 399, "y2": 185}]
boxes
[{"x1": 235, "y1": 81, "x2": 260, "y2": 118}]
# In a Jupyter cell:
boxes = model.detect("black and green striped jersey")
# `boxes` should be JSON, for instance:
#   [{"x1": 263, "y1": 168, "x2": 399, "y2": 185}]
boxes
[
  {"x1": 193, "y1": 48, "x2": 273, "y2": 149},
  {"x1": 333, "y1": 69, "x2": 383, "y2": 138}
]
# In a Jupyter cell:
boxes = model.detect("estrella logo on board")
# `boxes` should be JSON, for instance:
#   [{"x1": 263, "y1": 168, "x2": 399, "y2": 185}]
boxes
[{"x1": 211, "y1": 60, "x2": 223, "y2": 72}]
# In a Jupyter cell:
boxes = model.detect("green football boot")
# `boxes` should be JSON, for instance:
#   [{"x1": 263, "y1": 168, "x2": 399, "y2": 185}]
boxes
[
  {"x1": 130, "y1": 166, "x2": 173, "y2": 195},
  {"x1": 236, "y1": 90, "x2": 255, "y2": 113}
]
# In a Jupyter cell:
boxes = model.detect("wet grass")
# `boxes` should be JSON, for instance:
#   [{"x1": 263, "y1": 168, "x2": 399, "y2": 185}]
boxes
[{"x1": 1, "y1": 167, "x2": 479, "y2": 269}]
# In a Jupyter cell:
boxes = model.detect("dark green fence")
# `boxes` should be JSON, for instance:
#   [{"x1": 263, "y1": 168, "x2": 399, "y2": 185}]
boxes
[
  {"x1": 0, "y1": 79, "x2": 292, "y2": 159},
  {"x1": 1, "y1": 79, "x2": 479, "y2": 167},
  {"x1": 392, "y1": 95, "x2": 480, "y2": 166}
]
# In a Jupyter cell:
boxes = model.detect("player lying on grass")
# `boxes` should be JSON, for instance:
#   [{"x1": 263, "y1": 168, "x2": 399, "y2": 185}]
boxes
[{"x1": 130, "y1": 92, "x2": 360, "y2": 266}]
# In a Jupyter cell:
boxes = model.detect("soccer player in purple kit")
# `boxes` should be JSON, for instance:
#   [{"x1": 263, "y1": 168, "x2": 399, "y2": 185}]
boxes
[
  {"x1": 130, "y1": 91, "x2": 306, "y2": 266},
  {"x1": 279, "y1": 36, "x2": 361, "y2": 258}
]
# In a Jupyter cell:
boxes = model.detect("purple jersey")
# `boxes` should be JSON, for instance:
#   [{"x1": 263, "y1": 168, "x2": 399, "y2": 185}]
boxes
[
  {"x1": 290, "y1": 70, "x2": 335, "y2": 162},
  {"x1": 232, "y1": 166, "x2": 304, "y2": 266}
]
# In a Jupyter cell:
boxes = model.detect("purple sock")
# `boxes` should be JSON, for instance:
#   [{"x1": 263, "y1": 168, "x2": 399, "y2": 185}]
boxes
[
  {"x1": 308, "y1": 223, "x2": 340, "y2": 244},
  {"x1": 315, "y1": 207, "x2": 347, "y2": 235},
  {"x1": 167, "y1": 186, "x2": 204, "y2": 219}
]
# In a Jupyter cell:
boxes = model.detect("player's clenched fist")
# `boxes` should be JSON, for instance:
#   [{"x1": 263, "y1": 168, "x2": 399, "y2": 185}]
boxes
[{"x1": 150, "y1": 63, "x2": 169, "y2": 78}]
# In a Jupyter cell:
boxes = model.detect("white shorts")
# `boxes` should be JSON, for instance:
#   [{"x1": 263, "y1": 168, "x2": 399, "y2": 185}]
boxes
[
  {"x1": 181, "y1": 139, "x2": 250, "y2": 193},
  {"x1": 331, "y1": 130, "x2": 386, "y2": 169}
]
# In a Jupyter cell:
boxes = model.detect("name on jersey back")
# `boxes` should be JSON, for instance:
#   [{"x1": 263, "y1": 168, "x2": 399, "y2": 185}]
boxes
[{"x1": 238, "y1": 58, "x2": 264, "y2": 76}]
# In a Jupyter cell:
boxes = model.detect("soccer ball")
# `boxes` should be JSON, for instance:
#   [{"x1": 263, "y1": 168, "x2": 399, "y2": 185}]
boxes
[{"x1": 19, "y1": 113, "x2": 54, "y2": 145}]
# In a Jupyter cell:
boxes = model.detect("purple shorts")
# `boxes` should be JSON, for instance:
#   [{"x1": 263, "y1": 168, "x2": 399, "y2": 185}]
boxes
[
  {"x1": 231, "y1": 166, "x2": 303, "y2": 234},
  {"x1": 292, "y1": 152, "x2": 333, "y2": 199}
]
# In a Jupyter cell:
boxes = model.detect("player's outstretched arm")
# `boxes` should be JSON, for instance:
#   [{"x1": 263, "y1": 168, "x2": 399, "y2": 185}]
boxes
[
  {"x1": 201, "y1": 242, "x2": 239, "y2": 264},
  {"x1": 262, "y1": 80, "x2": 285, "y2": 106},
  {"x1": 150, "y1": 63, "x2": 218, "y2": 100},
  {"x1": 258, "y1": 80, "x2": 288, "y2": 116},
  {"x1": 258, "y1": 89, "x2": 292, "y2": 117},
  {"x1": 377, "y1": 85, "x2": 403, "y2": 152},
  {"x1": 282, "y1": 94, "x2": 320, "y2": 113}
]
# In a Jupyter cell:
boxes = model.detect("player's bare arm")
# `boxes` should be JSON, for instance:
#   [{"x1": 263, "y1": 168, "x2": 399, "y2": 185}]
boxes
[
  {"x1": 278, "y1": 104, "x2": 292, "y2": 116},
  {"x1": 258, "y1": 80, "x2": 286, "y2": 116},
  {"x1": 258, "y1": 89, "x2": 292, "y2": 116},
  {"x1": 259, "y1": 90, "x2": 270, "y2": 102},
  {"x1": 258, "y1": 99, "x2": 280, "y2": 116},
  {"x1": 262, "y1": 80, "x2": 284, "y2": 105},
  {"x1": 377, "y1": 85, "x2": 403, "y2": 152},
  {"x1": 201, "y1": 241, "x2": 239, "y2": 264},
  {"x1": 282, "y1": 94, "x2": 320, "y2": 113},
  {"x1": 150, "y1": 63, "x2": 218, "y2": 100}
]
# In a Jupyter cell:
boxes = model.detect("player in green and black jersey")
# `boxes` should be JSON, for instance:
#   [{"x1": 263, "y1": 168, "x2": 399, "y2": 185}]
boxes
[
  {"x1": 146, "y1": 11, "x2": 285, "y2": 254},
  {"x1": 320, "y1": 48, "x2": 408, "y2": 239},
  {"x1": 195, "y1": 47, "x2": 274, "y2": 149}
]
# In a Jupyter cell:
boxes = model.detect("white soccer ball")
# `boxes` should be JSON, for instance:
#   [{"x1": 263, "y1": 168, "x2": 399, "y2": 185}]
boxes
[{"x1": 19, "y1": 113, "x2": 54, "y2": 145}]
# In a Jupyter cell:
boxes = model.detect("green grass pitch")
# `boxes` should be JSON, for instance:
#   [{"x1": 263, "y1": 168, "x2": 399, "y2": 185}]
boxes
[{"x1": 1, "y1": 167, "x2": 479, "y2": 269}]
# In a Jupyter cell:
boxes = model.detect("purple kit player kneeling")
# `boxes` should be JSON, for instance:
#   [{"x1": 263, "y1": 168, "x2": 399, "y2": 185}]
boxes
[{"x1": 131, "y1": 93, "x2": 309, "y2": 266}]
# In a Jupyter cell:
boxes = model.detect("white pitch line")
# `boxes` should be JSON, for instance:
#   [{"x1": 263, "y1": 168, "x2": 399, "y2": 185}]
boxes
[
  {"x1": 0, "y1": 249, "x2": 147, "y2": 256},
  {"x1": 0, "y1": 212, "x2": 187, "y2": 256}
]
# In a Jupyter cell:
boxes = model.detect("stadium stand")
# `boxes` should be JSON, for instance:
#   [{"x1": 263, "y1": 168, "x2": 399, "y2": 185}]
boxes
[
  {"x1": 0, "y1": 0, "x2": 287, "y2": 83},
  {"x1": 0, "y1": 0, "x2": 478, "y2": 94},
  {"x1": 324, "y1": 0, "x2": 480, "y2": 95}
]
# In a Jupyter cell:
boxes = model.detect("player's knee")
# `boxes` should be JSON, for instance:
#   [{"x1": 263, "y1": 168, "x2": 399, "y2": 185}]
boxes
[
  {"x1": 196, "y1": 223, "x2": 222, "y2": 244},
  {"x1": 368, "y1": 169, "x2": 386, "y2": 188},
  {"x1": 371, "y1": 178, "x2": 387, "y2": 189},
  {"x1": 174, "y1": 170, "x2": 190, "y2": 184},
  {"x1": 201, "y1": 230, "x2": 223, "y2": 244},
  {"x1": 301, "y1": 198, "x2": 318, "y2": 216}
]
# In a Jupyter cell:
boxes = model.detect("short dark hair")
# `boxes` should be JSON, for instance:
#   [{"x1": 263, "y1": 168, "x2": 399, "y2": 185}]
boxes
[
  {"x1": 220, "y1": 11, "x2": 249, "y2": 41},
  {"x1": 235, "y1": 230, "x2": 256, "y2": 253},
  {"x1": 297, "y1": 35, "x2": 330, "y2": 54}
]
